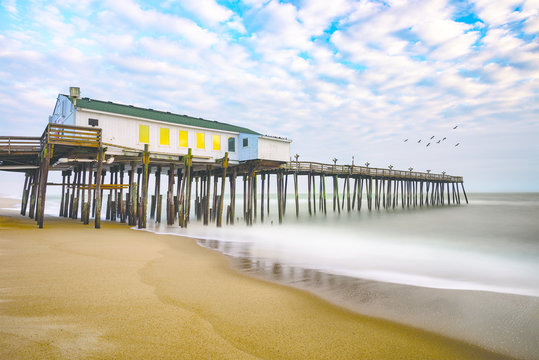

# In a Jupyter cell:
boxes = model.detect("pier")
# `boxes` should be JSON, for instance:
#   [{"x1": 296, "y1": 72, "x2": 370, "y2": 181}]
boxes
[{"x1": 1, "y1": 123, "x2": 468, "y2": 229}]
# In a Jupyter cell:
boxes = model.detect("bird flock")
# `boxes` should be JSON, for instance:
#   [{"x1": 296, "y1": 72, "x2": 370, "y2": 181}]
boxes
[{"x1": 404, "y1": 125, "x2": 460, "y2": 148}]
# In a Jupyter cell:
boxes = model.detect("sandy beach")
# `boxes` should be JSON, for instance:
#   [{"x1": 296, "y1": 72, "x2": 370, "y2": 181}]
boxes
[{"x1": 0, "y1": 199, "x2": 513, "y2": 359}]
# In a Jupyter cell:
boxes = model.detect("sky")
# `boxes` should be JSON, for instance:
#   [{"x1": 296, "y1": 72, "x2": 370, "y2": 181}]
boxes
[{"x1": 0, "y1": 0, "x2": 538, "y2": 192}]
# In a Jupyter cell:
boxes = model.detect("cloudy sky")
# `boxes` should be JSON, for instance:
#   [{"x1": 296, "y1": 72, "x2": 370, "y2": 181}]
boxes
[{"x1": 1, "y1": 0, "x2": 538, "y2": 192}]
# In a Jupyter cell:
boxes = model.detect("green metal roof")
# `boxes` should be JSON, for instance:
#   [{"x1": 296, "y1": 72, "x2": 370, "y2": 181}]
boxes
[{"x1": 69, "y1": 96, "x2": 260, "y2": 135}]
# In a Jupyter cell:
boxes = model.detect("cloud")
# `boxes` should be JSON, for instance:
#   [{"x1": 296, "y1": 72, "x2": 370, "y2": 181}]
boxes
[
  {"x1": 0, "y1": 0, "x2": 537, "y2": 190},
  {"x1": 178, "y1": 0, "x2": 233, "y2": 26},
  {"x1": 1, "y1": 0, "x2": 16, "y2": 14}
]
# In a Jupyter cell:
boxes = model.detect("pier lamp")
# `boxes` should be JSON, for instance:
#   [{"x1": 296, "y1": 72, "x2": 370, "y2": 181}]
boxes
[
  {"x1": 352, "y1": 156, "x2": 355, "y2": 166},
  {"x1": 365, "y1": 162, "x2": 370, "y2": 167},
  {"x1": 388, "y1": 165, "x2": 393, "y2": 170},
  {"x1": 442, "y1": 171, "x2": 446, "y2": 178},
  {"x1": 426, "y1": 169, "x2": 431, "y2": 173},
  {"x1": 294, "y1": 154, "x2": 299, "y2": 162},
  {"x1": 333, "y1": 158, "x2": 338, "y2": 165}
]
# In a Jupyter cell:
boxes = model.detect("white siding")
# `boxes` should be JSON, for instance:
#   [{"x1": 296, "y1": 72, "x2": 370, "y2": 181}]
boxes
[
  {"x1": 257, "y1": 136, "x2": 291, "y2": 162},
  {"x1": 75, "y1": 109, "x2": 240, "y2": 161}
]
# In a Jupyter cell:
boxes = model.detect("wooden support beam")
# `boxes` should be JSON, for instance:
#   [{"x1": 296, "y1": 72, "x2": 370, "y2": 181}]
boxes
[
  {"x1": 261, "y1": 173, "x2": 265, "y2": 222},
  {"x1": 138, "y1": 144, "x2": 150, "y2": 229},
  {"x1": 216, "y1": 152, "x2": 228, "y2": 227},
  {"x1": 36, "y1": 143, "x2": 51, "y2": 228},
  {"x1": 308, "y1": 173, "x2": 312, "y2": 215},
  {"x1": 204, "y1": 167, "x2": 211, "y2": 225},
  {"x1": 322, "y1": 174, "x2": 327, "y2": 214},
  {"x1": 80, "y1": 164, "x2": 88, "y2": 223},
  {"x1": 58, "y1": 172, "x2": 65, "y2": 217},
  {"x1": 184, "y1": 149, "x2": 193, "y2": 226},
  {"x1": 310, "y1": 174, "x2": 315, "y2": 215},
  {"x1": 346, "y1": 176, "x2": 351, "y2": 212},
  {"x1": 253, "y1": 172, "x2": 257, "y2": 221},
  {"x1": 167, "y1": 163, "x2": 175, "y2": 225},
  {"x1": 358, "y1": 177, "x2": 363, "y2": 212},
  {"x1": 230, "y1": 168, "x2": 236, "y2": 225},
  {"x1": 93, "y1": 147, "x2": 103, "y2": 228},
  {"x1": 212, "y1": 170, "x2": 218, "y2": 223},
  {"x1": 283, "y1": 173, "x2": 288, "y2": 215},
  {"x1": 460, "y1": 182, "x2": 469, "y2": 204},
  {"x1": 28, "y1": 170, "x2": 39, "y2": 219},
  {"x1": 351, "y1": 177, "x2": 357, "y2": 210},
  {"x1": 84, "y1": 163, "x2": 93, "y2": 224},
  {"x1": 294, "y1": 172, "x2": 299, "y2": 217}
]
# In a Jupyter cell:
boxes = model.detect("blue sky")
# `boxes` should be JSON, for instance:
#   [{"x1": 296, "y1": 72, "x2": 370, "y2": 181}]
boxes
[{"x1": 0, "y1": 0, "x2": 538, "y2": 192}]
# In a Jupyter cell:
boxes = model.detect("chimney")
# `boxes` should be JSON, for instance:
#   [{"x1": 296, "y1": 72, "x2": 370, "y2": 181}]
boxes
[{"x1": 69, "y1": 87, "x2": 80, "y2": 106}]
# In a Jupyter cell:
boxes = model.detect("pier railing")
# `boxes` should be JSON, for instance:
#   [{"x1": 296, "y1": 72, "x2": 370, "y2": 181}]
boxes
[
  {"x1": 41, "y1": 123, "x2": 101, "y2": 148},
  {"x1": 281, "y1": 161, "x2": 463, "y2": 182},
  {"x1": 0, "y1": 136, "x2": 42, "y2": 154}
]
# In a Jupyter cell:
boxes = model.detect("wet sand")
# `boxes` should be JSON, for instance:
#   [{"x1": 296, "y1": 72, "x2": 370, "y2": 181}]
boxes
[{"x1": 0, "y1": 202, "x2": 513, "y2": 359}]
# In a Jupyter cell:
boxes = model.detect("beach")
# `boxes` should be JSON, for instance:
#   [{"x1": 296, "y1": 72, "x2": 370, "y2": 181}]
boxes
[{"x1": 0, "y1": 197, "x2": 515, "y2": 360}]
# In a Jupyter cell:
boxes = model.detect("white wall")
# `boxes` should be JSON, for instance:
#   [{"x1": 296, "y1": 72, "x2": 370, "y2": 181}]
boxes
[
  {"x1": 257, "y1": 136, "x2": 291, "y2": 162},
  {"x1": 75, "y1": 109, "x2": 240, "y2": 161}
]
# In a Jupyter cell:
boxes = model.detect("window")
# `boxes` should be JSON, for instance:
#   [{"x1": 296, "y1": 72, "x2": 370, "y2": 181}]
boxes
[
  {"x1": 139, "y1": 125, "x2": 149, "y2": 144},
  {"x1": 213, "y1": 135, "x2": 220, "y2": 151},
  {"x1": 160, "y1": 128, "x2": 169, "y2": 146},
  {"x1": 228, "y1": 137, "x2": 235, "y2": 152},
  {"x1": 178, "y1": 130, "x2": 188, "y2": 147},
  {"x1": 243, "y1": 138, "x2": 248, "y2": 147},
  {"x1": 196, "y1": 132, "x2": 205, "y2": 149},
  {"x1": 88, "y1": 118, "x2": 99, "y2": 127}
]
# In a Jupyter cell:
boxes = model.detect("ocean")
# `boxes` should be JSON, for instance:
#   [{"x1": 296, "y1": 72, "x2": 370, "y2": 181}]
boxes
[{"x1": 37, "y1": 190, "x2": 539, "y2": 359}]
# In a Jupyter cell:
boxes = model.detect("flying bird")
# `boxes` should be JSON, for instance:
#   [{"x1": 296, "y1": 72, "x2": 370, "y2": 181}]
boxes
[
  {"x1": 453, "y1": 126, "x2": 458, "y2": 129},
  {"x1": 437, "y1": 140, "x2": 441, "y2": 144},
  {"x1": 426, "y1": 143, "x2": 431, "y2": 147},
  {"x1": 455, "y1": 143, "x2": 460, "y2": 147},
  {"x1": 417, "y1": 139, "x2": 421, "y2": 143},
  {"x1": 430, "y1": 136, "x2": 435, "y2": 139},
  {"x1": 404, "y1": 139, "x2": 408, "y2": 142},
  {"x1": 442, "y1": 137, "x2": 446, "y2": 141}
]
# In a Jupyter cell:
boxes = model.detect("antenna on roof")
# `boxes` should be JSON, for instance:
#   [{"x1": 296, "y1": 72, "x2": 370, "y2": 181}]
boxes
[{"x1": 69, "y1": 87, "x2": 80, "y2": 106}]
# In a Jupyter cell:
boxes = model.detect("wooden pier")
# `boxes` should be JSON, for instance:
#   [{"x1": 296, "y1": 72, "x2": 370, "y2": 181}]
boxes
[{"x1": 1, "y1": 124, "x2": 468, "y2": 229}]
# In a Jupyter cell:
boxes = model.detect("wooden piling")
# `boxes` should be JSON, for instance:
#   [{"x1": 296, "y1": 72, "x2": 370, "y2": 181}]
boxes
[
  {"x1": 167, "y1": 163, "x2": 175, "y2": 225},
  {"x1": 85, "y1": 163, "x2": 93, "y2": 224},
  {"x1": 261, "y1": 173, "x2": 265, "y2": 222},
  {"x1": 311, "y1": 174, "x2": 316, "y2": 215},
  {"x1": 28, "y1": 170, "x2": 39, "y2": 219},
  {"x1": 321, "y1": 174, "x2": 327, "y2": 214},
  {"x1": 94, "y1": 146, "x2": 103, "y2": 228},
  {"x1": 138, "y1": 144, "x2": 150, "y2": 228},
  {"x1": 308, "y1": 173, "x2": 312, "y2": 215},
  {"x1": 230, "y1": 168, "x2": 236, "y2": 225},
  {"x1": 36, "y1": 143, "x2": 51, "y2": 228},
  {"x1": 294, "y1": 172, "x2": 299, "y2": 217},
  {"x1": 216, "y1": 152, "x2": 228, "y2": 227},
  {"x1": 254, "y1": 172, "x2": 258, "y2": 221},
  {"x1": 460, "y1": 182, "x2": 469, "y2": 204}
]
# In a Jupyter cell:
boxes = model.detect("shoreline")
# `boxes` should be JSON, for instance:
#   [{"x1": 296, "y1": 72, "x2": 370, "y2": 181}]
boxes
[{"x1": 0, "y1": 203, "x2": 517, "y2": 359}]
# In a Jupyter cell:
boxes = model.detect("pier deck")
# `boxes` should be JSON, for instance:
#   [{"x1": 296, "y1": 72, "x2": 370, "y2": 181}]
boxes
[{"x1": 1, "y1": 124, "x2": 467, "y2": 229}]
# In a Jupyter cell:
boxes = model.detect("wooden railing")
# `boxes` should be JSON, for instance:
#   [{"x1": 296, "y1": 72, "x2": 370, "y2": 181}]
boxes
[
  {"x1": 0, "y1": 136, "x2": 41, "y2": 154},
  {"x1": 281, "y1": 161, "x2": 463, "y2": 182},
  {"x1": 42, "y1": 123, "x2": 101, "y2": 148}
]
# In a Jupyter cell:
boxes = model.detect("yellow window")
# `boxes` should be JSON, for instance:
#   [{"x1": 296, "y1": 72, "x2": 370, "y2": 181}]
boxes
[
  {"x1": 213, "y1": 135, "x2": 220, "y2": 150},
  {"x1": 139, "y1": 125, "x2": 149, "y2": 144},
  {"x1": 196, "y1": 132, "x2": 205, "y2": 149},
  {"x1": 160, "y1": 128, "x2": 169, "y2": 146},
  {"x1": 178, "y1": 130, "x2": 188, "y2": 147}
]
